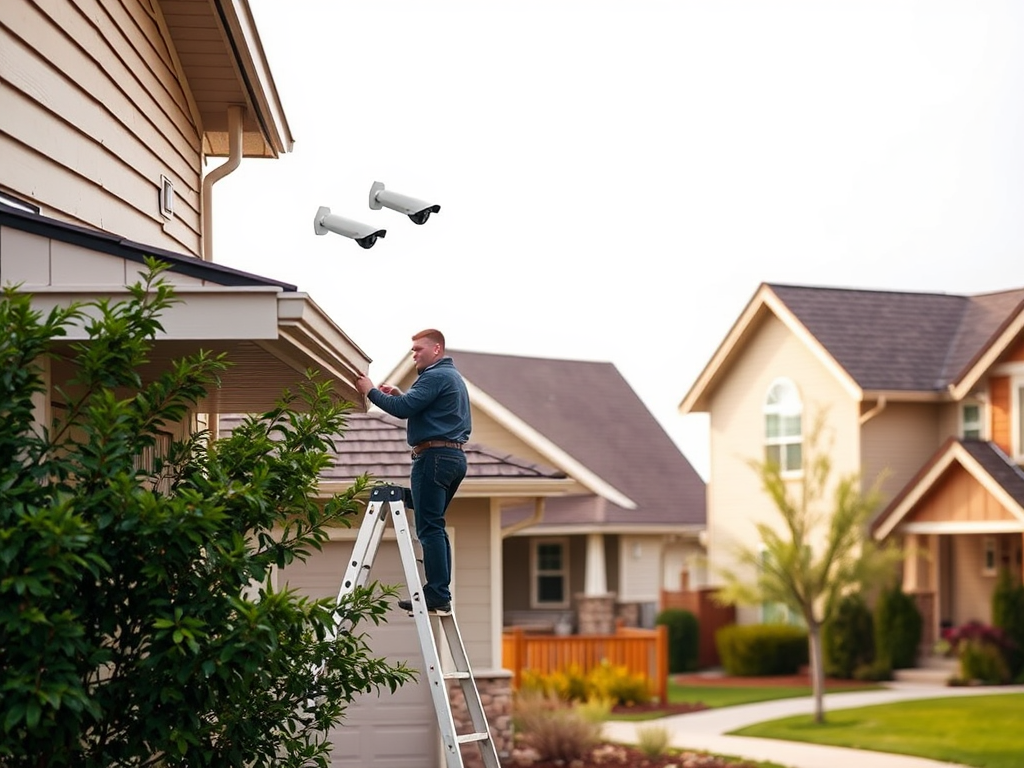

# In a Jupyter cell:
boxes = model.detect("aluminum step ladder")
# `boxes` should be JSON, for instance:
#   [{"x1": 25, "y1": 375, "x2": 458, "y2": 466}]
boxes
[{"x1": 333, "y1": 484, "x2": 501, "y2": 768}]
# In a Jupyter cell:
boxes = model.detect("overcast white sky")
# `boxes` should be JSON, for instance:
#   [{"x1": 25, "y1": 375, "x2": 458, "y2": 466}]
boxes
[{"x1": 213, "y1": 1, "x2": 1024, "y2": 480}]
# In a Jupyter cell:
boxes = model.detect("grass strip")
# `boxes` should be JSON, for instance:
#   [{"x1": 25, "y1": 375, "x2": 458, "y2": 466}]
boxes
[{"x1": 731, "y1": 693, "x2": 1024, "y2": 768}]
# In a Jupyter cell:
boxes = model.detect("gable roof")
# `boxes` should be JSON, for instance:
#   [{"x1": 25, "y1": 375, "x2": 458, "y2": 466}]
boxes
[
  {"x1": 442, "y1": 350, "x2": 706, "y2": 529},
  {"x1": 218, "y1": 411, "x2": 578, "y2": 499},
  {"x1": 872, "y1": 438, "x2": 1024, "y2": 539},
  {"x1": 681, "y1": 282, "x2": 1024, "y2": 412}
]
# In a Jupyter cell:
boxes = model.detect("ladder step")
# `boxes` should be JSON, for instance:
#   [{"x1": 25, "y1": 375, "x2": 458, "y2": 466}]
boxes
[
  {"x1": 456, "y1": 732, "x2": 490, "y2": 745},
  {"x1": 443, "y1": 671, "x2": 471, "y2": 680}
]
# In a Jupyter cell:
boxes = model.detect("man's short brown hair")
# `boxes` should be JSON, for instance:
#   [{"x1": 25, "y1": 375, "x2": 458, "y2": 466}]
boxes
[{"x1": 413, "y1": 328, "x2": 445, "y2": 350}]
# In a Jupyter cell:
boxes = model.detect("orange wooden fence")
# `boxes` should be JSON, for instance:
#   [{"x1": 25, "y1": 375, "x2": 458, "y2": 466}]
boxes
[{"x1": 501, "y1": 624, "x2": 668, "y2": 704}]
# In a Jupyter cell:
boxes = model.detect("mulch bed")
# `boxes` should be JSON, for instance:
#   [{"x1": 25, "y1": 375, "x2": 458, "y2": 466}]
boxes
[{"x1": 503, "y1": 672, "x2": 865, "y2": 767}]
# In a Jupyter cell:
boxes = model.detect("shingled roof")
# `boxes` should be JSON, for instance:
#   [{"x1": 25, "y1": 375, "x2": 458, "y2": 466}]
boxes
[
  {"x1": 769, "y1": 284, "x2": 1024, "y2": 392},
  {"x1": 872, "y1": 438, "x2": 1024, "y2": 539},
  {"x1": 682, "y1": 283, "x2": 1024, "y2": 414},
  {"x1": 217, "y1": 411, "x2": 567, "y2": 485},
  {"x1": 449, "y1": 350, "x2": 706, "y2": 529}
]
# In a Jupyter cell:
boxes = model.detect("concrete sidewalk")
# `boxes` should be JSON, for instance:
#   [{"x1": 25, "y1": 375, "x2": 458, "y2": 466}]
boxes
[{"x1": 601, "y1": 682, "x2": 1024, "y2": 768}]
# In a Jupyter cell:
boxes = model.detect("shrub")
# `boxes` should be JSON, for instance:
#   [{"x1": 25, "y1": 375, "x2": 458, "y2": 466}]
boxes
[
  {"x1": 519, "y1": 661, "x2": 651, "y2": 706},
  {"x1": 823, "y1": 593, "x2": 875, "y2": 678},
  {"x1": 512, "y1": 689, "x2": 603, "y2": 762},
  {"x1": 992, "y1": 568, "x2": 1024, "y2": 679},
  {"x1": 636, "y1": 725, "x2": 671, "y2": 758},
  {"x1": 655, "y1": 608, "x2": 700, "y2": 672},
  {"x1": 943, "y1": 621, "x2": 1014, "y2": 685},
  {"x1": 0, "y1": 267, "x2": 412, "y2": 767},
  {"x1": 874, "y1": 583, "x2": 923, "y2": 670},
  {"x1": 715, "y1": 624, "x2": 808, "y2": 676}
]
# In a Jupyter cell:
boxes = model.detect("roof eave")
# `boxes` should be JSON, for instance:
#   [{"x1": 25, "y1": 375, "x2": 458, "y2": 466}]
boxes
[
  {"x1": 679, "y1": 284, "x2": 863, "y2": 414},
  {"x1": 215, "y1": 0, "x2": 294, "y2": 156}
]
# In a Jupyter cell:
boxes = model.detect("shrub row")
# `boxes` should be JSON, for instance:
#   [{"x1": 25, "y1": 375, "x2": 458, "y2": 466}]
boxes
[{"x1": 715, "y1": 624, "x2": 808, "y2": 676}]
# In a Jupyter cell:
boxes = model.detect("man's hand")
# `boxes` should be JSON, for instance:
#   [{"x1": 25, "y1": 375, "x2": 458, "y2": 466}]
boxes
[
  {"x1": 379, "y1": 384, "x2": 402, "y2": 395},
  {"x1": 355, "y1": 373, "x2": 374, "y2": 395}
]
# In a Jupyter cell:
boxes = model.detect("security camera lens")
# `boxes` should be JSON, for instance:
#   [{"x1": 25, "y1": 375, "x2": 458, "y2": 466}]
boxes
[
  {"x1": 355, "y1": 230, "x2": 386, "y2": 249},
  {"x1": 408, "y1": 204, "x2": 440, "y2": 225}
]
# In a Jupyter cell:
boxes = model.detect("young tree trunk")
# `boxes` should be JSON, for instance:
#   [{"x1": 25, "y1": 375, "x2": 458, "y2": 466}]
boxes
[{"x1": 808, "y1": 620, "x2": 826, "y2": 724}]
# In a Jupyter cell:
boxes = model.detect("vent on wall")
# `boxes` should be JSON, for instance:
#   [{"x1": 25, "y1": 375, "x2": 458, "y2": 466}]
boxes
[{"x1": 159, "y1": 175, "x2": 175, "y2": 218}]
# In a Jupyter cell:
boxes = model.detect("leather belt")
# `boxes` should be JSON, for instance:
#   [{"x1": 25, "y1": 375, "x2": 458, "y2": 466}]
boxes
[{"x1": 411, "y1": 440, "x2": 464, "y2": 457}]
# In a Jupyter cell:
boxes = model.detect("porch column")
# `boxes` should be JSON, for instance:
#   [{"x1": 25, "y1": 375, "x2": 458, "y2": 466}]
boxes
[
  {"x1": 584, "y1": 533, "x2": 607, "y2": 595},
  {"x1": 576, "y1": 533, "x2": 615, "y2": 634}
]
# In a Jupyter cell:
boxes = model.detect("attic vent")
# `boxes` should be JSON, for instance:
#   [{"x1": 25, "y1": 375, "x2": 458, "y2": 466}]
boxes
[{"x1": 159, "y1": 175, "x2": 175, "y2": 218}]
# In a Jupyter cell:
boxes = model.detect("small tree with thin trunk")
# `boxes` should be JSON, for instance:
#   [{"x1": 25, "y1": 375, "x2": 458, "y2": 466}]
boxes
[{"x1": 714, "y1": 414, "x2": 899, "y2": 723}]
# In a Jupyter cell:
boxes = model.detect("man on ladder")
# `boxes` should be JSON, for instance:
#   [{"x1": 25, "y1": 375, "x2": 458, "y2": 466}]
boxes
[
  {"x1": 354, "y1": 330, "x2": 501, "y2": 767},
  {"x1": 355, "y1": 328, "x2": 471, "y2": 614}
]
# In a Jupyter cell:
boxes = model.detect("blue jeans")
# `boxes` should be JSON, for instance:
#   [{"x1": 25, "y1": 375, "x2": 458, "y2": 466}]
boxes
[{"x1": 409, "y1": 447, "x2": 466, "y2": 607}]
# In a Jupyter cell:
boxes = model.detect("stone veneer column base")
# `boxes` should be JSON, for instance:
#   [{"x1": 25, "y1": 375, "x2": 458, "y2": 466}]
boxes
[
  {"x1": 575, "y1": 592, "x2": 616, "y2": 634},
  {"x1": 448, "y1": 670, "x2": 513, "y2": 768}
]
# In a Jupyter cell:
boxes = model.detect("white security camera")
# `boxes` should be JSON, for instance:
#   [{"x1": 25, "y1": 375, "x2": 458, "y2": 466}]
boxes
[
  {"x1": 369, "y1": 181, "x2": 440, "y2": 225},
  {"x1": 313, "y1": 206, "x2": 386, "y2": 249}
]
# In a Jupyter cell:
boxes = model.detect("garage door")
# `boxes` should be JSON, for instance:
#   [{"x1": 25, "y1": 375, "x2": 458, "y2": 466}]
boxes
[{"x1": 280, "y1": 540, "x2": 438, "y2": 768}]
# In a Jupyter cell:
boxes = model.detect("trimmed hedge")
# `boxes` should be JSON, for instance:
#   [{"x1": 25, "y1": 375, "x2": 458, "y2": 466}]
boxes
[
  {"x1": 715, "y1": 624, "x2": 808, "y2": 676},
  {"x1": 655, "y1": 608, "x2": 700, "y2": 673},
  {"x1": 874, "y1": 583, "x2": 922, "y2": 670},
  {"x1": 823, "y1": 593, "x2": 874, "y2": 678}
]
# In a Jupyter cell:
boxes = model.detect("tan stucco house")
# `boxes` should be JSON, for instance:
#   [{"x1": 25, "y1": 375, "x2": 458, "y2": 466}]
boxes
[{"x1": 679, "y1": 282, "x2": 1024, "y2": 651}]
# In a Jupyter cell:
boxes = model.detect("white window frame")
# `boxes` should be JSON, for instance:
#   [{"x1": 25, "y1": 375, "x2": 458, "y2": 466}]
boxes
[
  {"x1": 531, "y1": 537, "x2": 570, "y2": 609},
  {"x1": 960, "y1": 401, "x2": 984, "y2": 440},
  {"x1": 982, "y1": 536, "x2": 998, "y2": 577},
  {"x1": 1012, "y1": 376, "x2": 1024, "y2": 462},
  {"x1": 764, "y1": 377, "x2": 803, "y2": 476}
]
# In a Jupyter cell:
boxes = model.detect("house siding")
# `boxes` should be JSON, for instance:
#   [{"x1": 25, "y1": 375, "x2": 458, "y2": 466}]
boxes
[
  {"x1": 1, "y1": 0, "x2": 203, "y2": 255},
  {"x1": 447, "y1": 499, "x2": 497, "y2": 668},
  {"x1": 861, "y1": 402, "x2": 942, "y2": 506},
  {"x1": 706, "y1": 314, "x2": 859, "y2": 622},
  {"x1": 989, "y1": 375, "x2": 1012, "y2": 453},
  {"x1": 619, "y1": 535, "x2": 662, "y2": 602},
  {"x1": 907, "y1": 465, "x2": 1019, "y2": 524},
  {"x1": 950, "y1": 535, "x2": 995, "y2": 625},
  {"x1": 467, "y1": 407, "x2": 552, "y2": 466}
]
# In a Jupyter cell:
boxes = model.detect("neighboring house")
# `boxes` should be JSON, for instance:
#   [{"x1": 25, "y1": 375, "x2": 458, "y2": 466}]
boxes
[
  {"x1": 679, "y1": 282, "x2": 1024, "y2": 652},
  {"x1": 378, "y1": 349, "x2": 708, "y2": 635}
]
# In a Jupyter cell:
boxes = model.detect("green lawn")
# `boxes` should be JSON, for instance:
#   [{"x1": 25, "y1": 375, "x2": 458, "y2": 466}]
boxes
[
  {"x1": 668, "y1": 680, "x2": 881, "y2": 709},
  {"x1": 732, "y1": 693, "x2": 1024, "y2": 768}
]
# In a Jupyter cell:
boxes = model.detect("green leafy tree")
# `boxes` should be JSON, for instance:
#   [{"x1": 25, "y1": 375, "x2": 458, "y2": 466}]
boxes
[
  {"x1": 714, "y1": 415, "x2": 899, "y2": 723},
  {"x1": 0, "y1": 262, "x2": 414, "y2": 766}
]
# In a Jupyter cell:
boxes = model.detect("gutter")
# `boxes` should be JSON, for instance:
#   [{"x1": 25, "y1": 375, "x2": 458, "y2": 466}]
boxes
[
  {"x1": 501, "y1": 498, "x2": 545, "y2": 538},
  {"x1": 859, "y1": 395, "x2": 887, "y2": 425},
  {"x1": 202, "y1": 105, "x2": 245, "y2": 261}
]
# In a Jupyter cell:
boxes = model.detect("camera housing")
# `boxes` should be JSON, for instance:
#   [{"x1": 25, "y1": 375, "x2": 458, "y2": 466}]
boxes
[
  {"x1": 313, "y1": 206, "x2": 386, "y2": 249},
  {"x1": 369, "y1": 181, "x2": 440, "y2": 225}
]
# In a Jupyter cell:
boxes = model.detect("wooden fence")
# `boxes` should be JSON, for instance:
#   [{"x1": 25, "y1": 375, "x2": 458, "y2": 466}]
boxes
[{"x1": 501, "y1": 624, "x2": 668, "y2": 704}]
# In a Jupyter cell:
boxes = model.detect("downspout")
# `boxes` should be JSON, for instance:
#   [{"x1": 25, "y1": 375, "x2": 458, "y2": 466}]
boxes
[
  {"x1": 201, "y1": 105, "x2": 245, "y2": 261},
  {"x1": 501, "y1": 498, "x2": 545, "y2": 538},
  {"x1": 859, "y1": 395, "x2": 887, "y2": 425}
]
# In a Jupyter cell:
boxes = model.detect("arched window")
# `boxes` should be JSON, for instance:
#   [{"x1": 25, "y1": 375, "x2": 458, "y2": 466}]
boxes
[{"x1": 764, "y1": 378, "x2": 802, "y2": 473}]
